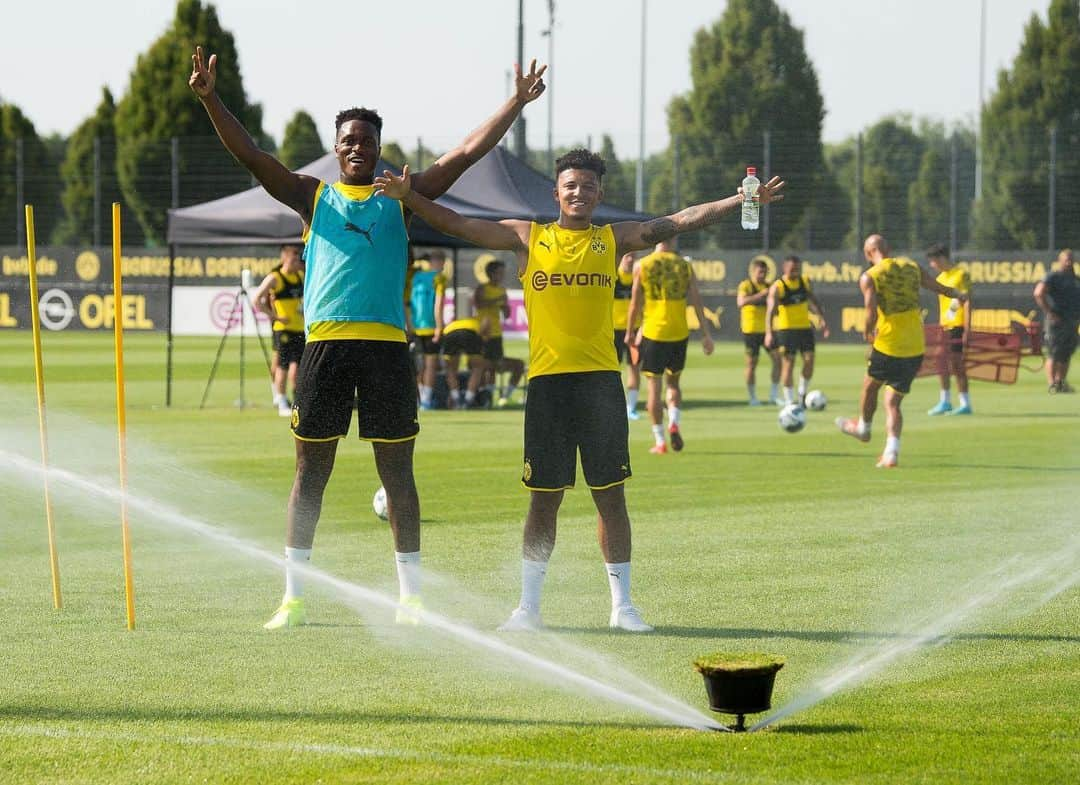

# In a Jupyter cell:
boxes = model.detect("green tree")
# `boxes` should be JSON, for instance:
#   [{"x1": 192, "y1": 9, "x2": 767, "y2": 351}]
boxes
[
  {"x1": 54, "y1": 88, "x2": 123, "y2": 244},
  {"x1": 661, "y1": 0, "x2": 824, "y2": 249},
  {"x1": 380, "y1": 141, "x2": 409, "y2": 169},
  {"x1": 114, "y1": 0, "x2": 266, "y2": 243},
  {"x1": 598, "y1": 135, "x2": 635, "y2": 211},
  {"x1": 974, "y1": 0, "x2": 1080, "y2": 249},
  {"x1": 278, "y1": 110, "x2": 325, "y2": 169},
  {"x1": 0, "y1": 103, "x2": 59, "y2": 245},
  {"x1": 907, "y1": 123, "x2": 976, "y2": 250},
  {"x1": 857, "y1": 116, "x2": 926, "y2": 248}
]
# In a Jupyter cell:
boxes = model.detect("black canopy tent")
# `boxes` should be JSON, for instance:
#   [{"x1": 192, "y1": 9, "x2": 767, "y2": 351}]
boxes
[{"x1": 163, "y1": 146, "x2": 650, "y2": 404}]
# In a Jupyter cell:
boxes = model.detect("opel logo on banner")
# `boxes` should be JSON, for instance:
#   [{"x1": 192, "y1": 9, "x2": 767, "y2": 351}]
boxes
[{"x1": 39, "y1": 289, "x2": 75, "y2": 331}]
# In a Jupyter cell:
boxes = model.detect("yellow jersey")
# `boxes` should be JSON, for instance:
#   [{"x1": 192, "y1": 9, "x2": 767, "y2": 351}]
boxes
[
  {"x1": 522, "y1": 222, "x2": 619, "y2": 378},
  {"x1": 936, "y1": 267, "x2": 971, "y2": 328},
  {"x1": 270, "y1": 267, "x2": 305, "y2": 332},
  {"x1": 612, "y1": 265, "x2": 641, "y2": 331},
  {"x1": 737, "y1": 278, "x2": 768, "y2": 334},
  {"x1": 774, "y1": 276, "x2": 812, "y2": 330},
  {"x1": 474, "y1": 283, "x2": 506, "y2": 337},
  {"x1": 639, "y1": 251, "x2": 691, "y2": 342},
  {"x1": 867, "y1": 257, "x2": 925, "y2": 358}
]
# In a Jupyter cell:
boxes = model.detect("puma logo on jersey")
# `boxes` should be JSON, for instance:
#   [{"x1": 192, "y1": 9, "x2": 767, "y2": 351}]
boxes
[
  {"x1": 344, "y1": 221, "x2": 376, "y2": 244},
  {"x1": 538, "y1": 240, "x2": 552, "y2": 252}
]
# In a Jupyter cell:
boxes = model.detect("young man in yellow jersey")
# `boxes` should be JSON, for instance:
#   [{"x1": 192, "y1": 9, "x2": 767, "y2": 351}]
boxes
[
  {"x1": 736, "y1": 259, "x2": 780, "y2": 406},
  {"x1": 626, "y1": 240, "x2": 715, "y2": 454},
  {"x1": 765, "y1": 255, "x2": 830, "y2": 407},
  {"x1": 926, "y1": 243, "x2": 974, "y2": 415},
  {"x1": 190, "y1": 46, "x2": 546, "y2": 629},
  {"x1": 473, "y1": 259, "x2": 525, "y2": 407},
  {"x1": 836, "y1": 235, "x2": 967, "y2": 468},
  {"x1": 375, "y1": 149, "x2": 785, "y2": 632},
  {"x1": 613, "y1": 252, "x2": 643, "y2": 419},
  {"x1": 253, "y1": 244, "x2": 306, "y2": 416}
]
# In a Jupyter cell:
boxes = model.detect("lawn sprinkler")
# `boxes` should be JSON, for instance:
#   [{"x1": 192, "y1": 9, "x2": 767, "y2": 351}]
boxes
[{"x1": 694, "y1": 653, "x2": 785, "y2": 732}]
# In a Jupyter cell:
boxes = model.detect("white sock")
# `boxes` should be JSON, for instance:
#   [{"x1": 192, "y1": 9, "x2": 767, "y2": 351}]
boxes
[
  {"x1": 784, "y1": 386, "x2": 795, "y2": 403},
  {"x1": 651, "y1": 424, "x2": 665, "y2": 446},
  {"x1": 520, "y1": 558, "x2": 548, "y2": 612},
  {"x1": 857, "y1": 417, "x2": 870, "y2": 436},
  {"x1": 284, "y1": 547, "x2": 312, "y2": 600},
  {"x1": 606, "y1": 561, "x2": 632, "y2": 609},
  {"x1": 797, "y1": 377, "x2": 808, "y2": 397},
  {"x1": 395, "y1": 551, "x2": 422, "y2": 599},
  {"x1": 770, "y1": 382, "x2": 779, "y2": 401},
  {"x1": 626, "y1": 388, "x2": 639, "y2": 410},
  {"x1": 668, "y1": 406, "x2": 681, "y2": 426},
  {"x1": 419, "y1": 385, "x2": 433, "y2": 406},
  {"x1": 959, "y1": 392, "x2": 970, "y2": 407},
  {"x1": 747, "y1": 383, "x2": 757, "y2": 401},
  {"x1": 271, "y1": 383, "x2": 280, "y2": 403},
  {"x1": 465, "y1": 389, "x2": 475, "y2": 403},
  {"x1": 885, "y1": 436, "x2": 900, "y2": 455},
  {"x1": 940, "y1": 389, "x2": 951, "y2": 404}
]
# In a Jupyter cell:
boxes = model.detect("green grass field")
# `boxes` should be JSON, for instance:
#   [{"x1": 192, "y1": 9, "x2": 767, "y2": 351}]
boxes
[{"x1": 2, "y1": 332, "x2": 1077, "y2": 784}]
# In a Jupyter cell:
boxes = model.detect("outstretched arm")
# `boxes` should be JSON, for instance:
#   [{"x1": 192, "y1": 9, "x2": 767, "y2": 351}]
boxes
[
  {"x1": 411, "y1": 60, "x2": 547, "y2": 199},
  {"x1": 920, "y1": 266, "x2": 967, "y2": 301},
  {"x1": 860, "y1": 273, "x2": 878, "y2": 343},
  {"x1": 189, "y1": 46, "x2": 318, "y2": 220},
  {"x1": 376, "y1": 166, "x2": 529, "y2": 252},
  {"x1": 613, "y1": 176, "x2": 786, "y2": 254}
]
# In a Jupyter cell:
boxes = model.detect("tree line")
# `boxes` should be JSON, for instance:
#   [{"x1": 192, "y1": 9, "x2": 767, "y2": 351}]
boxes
[{"x1": 1, "y1": 0, "x2": 1077, "y2": 250}]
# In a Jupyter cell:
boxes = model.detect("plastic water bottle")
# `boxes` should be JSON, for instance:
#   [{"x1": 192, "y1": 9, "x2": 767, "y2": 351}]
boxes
[
  {"x1": 741, "y1": 167, "x2": 760, "y2": 230},
  {"x1": 945, "y1": 298, "x2": 960, "y2": 320}
]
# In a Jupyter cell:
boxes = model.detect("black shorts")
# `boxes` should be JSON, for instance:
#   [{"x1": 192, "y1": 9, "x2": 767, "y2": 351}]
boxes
[
  {"x1": 1046, "y1": 318, "x2": 1079, "y2": 363},
  {"x1": 778, "y1": 328, "x2": 815, "y2": 356},
  {"x1": 415, "y1": 334, "x2": 440, "y2": 355},
  {"x1": 441, "y1": 329, "x2": 483, "y2": 357},
  {"x1": 945, "y1": 326, "x2": 965, "y2": 354},
  {"x1": 523, "y1": 371, "x2": 632, "y2": 491},
  {"x1": 292, "y1": 339, "x2": 419, "y2": 443},
  {"x1": 867, "y1": 348, "x2": 923, "y2": 395},
  {"x1": 640, "y1": 337, "x2": 688, "y2": 376},
  {"x1": 482, "y1": 336, "x2": 505, "y2": 362},
  {"x1": 273, "y1": 330, "x2": 305, "y2": 367},
  {"x1": 743, "y1": 332, "x2": 766, "y2": 358}
]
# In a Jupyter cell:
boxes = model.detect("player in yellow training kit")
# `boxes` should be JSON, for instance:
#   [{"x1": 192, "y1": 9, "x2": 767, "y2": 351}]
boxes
[
  {"x1": 736, "y1": 259, "x2": 780, "y2": 405},
  {"x1": 836, "y1": 235, "x2": 967, "y2": 467},
  {"x1": 253, "y1": 243, "x2": 306, "y2": 416},
  {"x1": 473, "y1": 258, "x2": 525, "y2": 407},
  {"x1": 765, "y1": 255, "x2": 829, "y2": 407},
  {"x1": 626, "y1": 240, "x2": 714, "y2": 454},
  {"x1": 440, "y1": 315, "x2": 487, "y2": 409},
  {"x1": 613, "y1": 252, "x2": 643, "y2": 419},
  {"x1": 375, "y1": 147, "x2": 785, "y2": 632},
  {"x1": 925, "y1": 243, "x2": 974, "y2": 416}
]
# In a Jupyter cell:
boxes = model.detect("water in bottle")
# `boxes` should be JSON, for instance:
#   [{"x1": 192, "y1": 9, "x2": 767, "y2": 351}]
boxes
[{"x1": 741, "y1": 166, "x2": 760, "y2": 230}]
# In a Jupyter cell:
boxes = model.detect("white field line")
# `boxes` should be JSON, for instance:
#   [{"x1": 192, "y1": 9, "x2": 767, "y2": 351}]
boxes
[{"x1": 0, "y1": 724, "x2": 740, "y2": 783}]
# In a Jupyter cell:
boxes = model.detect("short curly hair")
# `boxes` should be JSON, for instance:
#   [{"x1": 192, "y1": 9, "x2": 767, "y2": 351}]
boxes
[
  {"x1": 555, "y1": 148, "x2": 605, "y2": 179},
  {"x1": 334, "y1": 107, "x2": 383, "y2": 136}
]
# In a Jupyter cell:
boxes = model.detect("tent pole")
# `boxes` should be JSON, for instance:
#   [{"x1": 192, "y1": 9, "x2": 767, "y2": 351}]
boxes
[
  {"x1": 453, "y1": 247, "x2": 461, "y2": 319},
  {"x1": 166, "y1": 244, "x2": 176, "y2": 407}
]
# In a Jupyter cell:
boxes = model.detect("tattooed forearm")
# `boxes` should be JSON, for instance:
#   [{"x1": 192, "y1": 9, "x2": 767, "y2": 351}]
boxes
[{"x1": 640, "y1": 196, "x2": 741, "y2": 244}]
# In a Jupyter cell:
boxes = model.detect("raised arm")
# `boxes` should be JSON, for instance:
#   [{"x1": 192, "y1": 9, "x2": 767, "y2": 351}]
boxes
[
  {"x1": 411, "y1": 60, "x2": 547, "y2": 199},
  {"x1": 189, "y1": 46, "x2": 318, "y2": 220},
  {"x1": 613, "y1": 176, "x2": 786, "y2": 254},
  {"x1": 375, "y1": 166, "x2": 529, "y2": 252}
]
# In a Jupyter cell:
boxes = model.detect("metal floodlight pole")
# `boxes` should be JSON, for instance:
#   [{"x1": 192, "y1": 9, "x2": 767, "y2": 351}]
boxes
[
  {"x1": 975, "y1": 0, "x2": 986, "y2": 201},
  {"x1": 543, "y1": 0, "x2": 555, "y2": 173},
  {"x1": 762, "y1": 130, "x2": 771, "y2": 251},
  {"x1": 855, "y1": 132, "x2": 864, "y2": 252},
  {"x1": 635, "y1": 0, "x2": 647, "y2": 212},
  {"x1": 1048, "y1": 126, "x2": 1057, "y2": 252},
  {"x1": 93, "y1": 136, "x2": 102, "y2": 247},
  {"x1": 513, "y1": 0, "x2": 527, "y2": 158},
  {"x1": 949, "y1": 132, "x2": 959, "y2": 255}
]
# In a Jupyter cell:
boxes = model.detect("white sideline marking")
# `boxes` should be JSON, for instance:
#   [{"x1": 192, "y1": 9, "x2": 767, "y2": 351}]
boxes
[{"x1": 0, "y1": 724, "x2": 739, "y2": 782}]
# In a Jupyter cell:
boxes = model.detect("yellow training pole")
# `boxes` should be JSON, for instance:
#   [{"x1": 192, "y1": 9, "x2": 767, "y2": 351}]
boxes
[
  {"x1": 113, "y1": 202, "x2": 136, "y2": 630},
  {"x1": 26, "y1": 205, "x2": 63, "y2": 610}
]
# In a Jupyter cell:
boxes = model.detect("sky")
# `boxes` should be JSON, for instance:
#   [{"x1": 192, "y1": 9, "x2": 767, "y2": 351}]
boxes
[{"x1": 0, "y1": 0, "x2": 1051, "y2": 157}]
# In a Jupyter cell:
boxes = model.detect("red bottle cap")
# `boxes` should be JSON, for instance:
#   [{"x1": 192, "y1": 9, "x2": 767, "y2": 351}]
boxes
[{"x1": 747, "y1": 167, "x2": 757, "y2": 176}]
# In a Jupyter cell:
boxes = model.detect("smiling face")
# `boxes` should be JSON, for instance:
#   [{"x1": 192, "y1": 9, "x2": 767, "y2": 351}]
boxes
[
  {"x1": 553, "y1": 168, "x2": 602, "y2": 225},
  {"x1": 334, "y1": 120, "x2": 380, "y2": 183}
]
